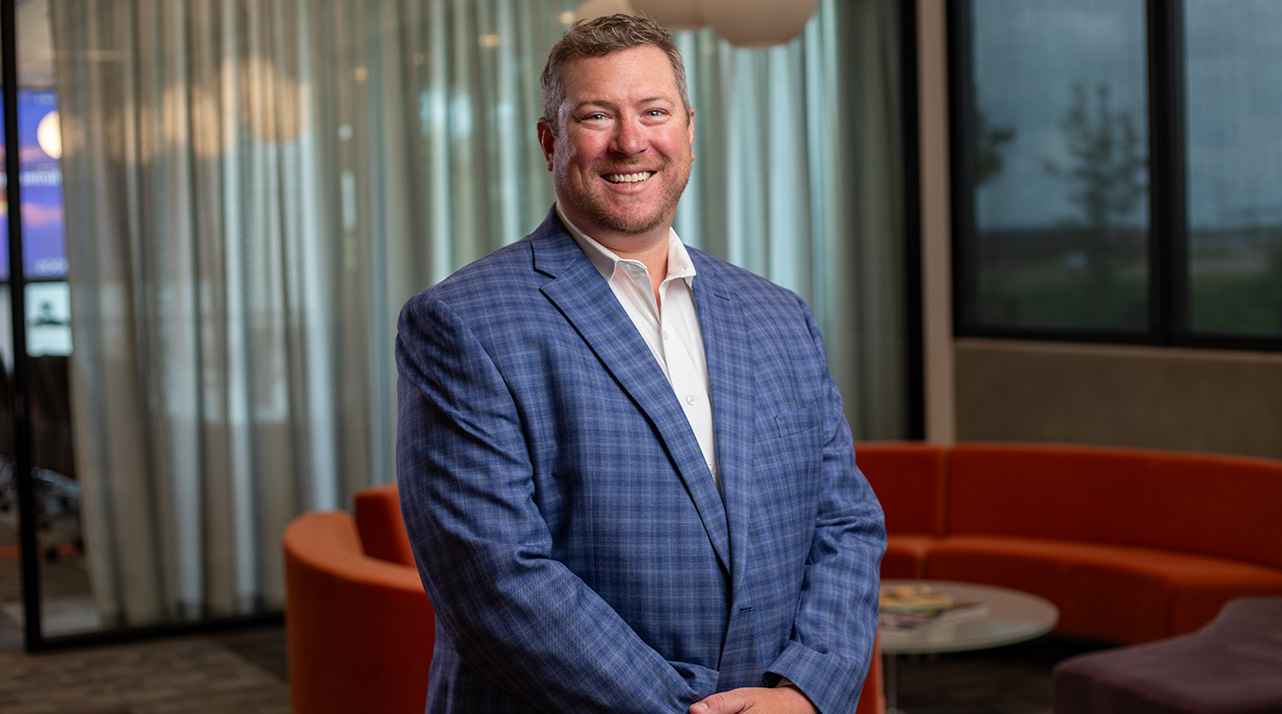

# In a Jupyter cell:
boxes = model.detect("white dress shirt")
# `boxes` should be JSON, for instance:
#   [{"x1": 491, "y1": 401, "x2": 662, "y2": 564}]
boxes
[{"x1": 559, "y1": 207, "x2": 719, "y2": 486}]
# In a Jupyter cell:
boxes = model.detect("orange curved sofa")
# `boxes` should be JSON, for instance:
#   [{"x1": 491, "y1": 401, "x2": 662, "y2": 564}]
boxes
[
  {"x1": 858, "y1": 441, "x2": 1282, "y2": 644},
  {"x1": 286, "y1": 482, "x2": 884, "y2": 713},
  {"x1": 283, "y1": 487, "x2": 435, "y2": 714}
]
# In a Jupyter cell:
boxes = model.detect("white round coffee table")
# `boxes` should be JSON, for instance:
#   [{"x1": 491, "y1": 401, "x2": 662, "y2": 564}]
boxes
[{"x1": 878, "y1": 580, "x2": 1059, "y2": 714}]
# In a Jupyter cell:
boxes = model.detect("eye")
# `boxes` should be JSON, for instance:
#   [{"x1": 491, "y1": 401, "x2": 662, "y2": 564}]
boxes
[
  {"x1": 645, "y1": 109, "x2": 667, "y2": 117},
  {"x1": 582, "y1": 112, "x2": 608, "y2": 121}
]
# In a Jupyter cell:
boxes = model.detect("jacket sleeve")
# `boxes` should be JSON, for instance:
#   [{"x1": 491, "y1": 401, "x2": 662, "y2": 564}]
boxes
[
  {"x1": 765, "y1": 302, "x2": 887, "y2": 714},
  {"x1": 395, "y1": 291, "x2": 718, "y2": 713}
]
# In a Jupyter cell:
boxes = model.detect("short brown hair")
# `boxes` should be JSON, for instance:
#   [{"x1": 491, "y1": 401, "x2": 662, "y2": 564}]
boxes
[{"x1": 540, "y1": 13, "x2": 690, "y2": 133}]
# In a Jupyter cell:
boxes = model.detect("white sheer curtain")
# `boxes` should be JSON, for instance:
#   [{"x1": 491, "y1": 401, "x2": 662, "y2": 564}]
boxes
[
  {"x1": 50, "y1": 0, "x2": 905, "y2": 629},
  {"x1": 674, "y1": 0, "x2": 907, "y2": 438}
]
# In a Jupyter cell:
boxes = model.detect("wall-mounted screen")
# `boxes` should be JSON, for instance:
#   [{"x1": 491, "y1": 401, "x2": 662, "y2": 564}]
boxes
[{"x1": 1, "y1": 88, "x2": 66, "y2": 281}]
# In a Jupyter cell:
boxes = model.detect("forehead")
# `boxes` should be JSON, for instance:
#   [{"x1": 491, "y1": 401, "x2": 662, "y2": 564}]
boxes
[{"x1": 560, "y1": 45, "x2": 681, "y2": 105}]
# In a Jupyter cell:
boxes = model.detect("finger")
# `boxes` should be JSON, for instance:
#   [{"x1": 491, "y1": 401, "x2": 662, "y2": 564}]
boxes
[{"x1": 690, "y1": 691, "x2": 741, "y2": 714}]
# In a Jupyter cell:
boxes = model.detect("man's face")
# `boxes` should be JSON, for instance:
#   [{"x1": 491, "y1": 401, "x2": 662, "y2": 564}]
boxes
[{"x1": 538, "y1": 45, "x2": 694, "y2": 250}]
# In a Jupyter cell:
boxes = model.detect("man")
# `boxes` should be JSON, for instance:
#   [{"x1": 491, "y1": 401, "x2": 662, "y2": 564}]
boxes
[{"x1": 396, "y1": 14, "x2": 884, "y2": 714}]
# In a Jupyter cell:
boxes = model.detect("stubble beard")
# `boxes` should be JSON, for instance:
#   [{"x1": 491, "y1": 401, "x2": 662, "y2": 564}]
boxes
[{"x1": 568, "y1": 158, "x2": 691, "y2": 238}]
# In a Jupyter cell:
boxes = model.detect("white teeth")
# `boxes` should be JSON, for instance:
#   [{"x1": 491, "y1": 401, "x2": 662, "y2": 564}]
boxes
[{"x1": 605, "y1": 172, "x2": 652, "y2": 184}]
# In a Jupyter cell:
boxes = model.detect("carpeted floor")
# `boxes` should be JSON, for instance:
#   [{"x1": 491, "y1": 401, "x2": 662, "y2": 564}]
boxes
[{"x1": 0, "y1": 626, "x2": 291, "y2": 714}]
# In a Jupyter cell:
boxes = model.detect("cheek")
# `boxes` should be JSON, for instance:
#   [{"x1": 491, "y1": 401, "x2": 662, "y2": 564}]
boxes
[
  {"x1": 561, "y1": 130, "x2": 601, "y2": 156},
  {"x1": 572, "y1": 139, "x2": 610, "y2": 168},
  {"x1": 552, "y1": 142, "x2": 588, "y2": 177},
  {"x1": 659, "y1": 131, "x2": 693, "y2": 158}
]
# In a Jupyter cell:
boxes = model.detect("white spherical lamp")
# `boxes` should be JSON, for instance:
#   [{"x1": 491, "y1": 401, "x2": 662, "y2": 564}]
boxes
[
  {"x1": 574, "y1": 0, "x2": 638, "y2": 22},
  {"x1": 630, "y1": 0, "x2": 704, "y2": 32},
  {"x1": 698, "y1": 0, "x2": 819, "y2": 47}
]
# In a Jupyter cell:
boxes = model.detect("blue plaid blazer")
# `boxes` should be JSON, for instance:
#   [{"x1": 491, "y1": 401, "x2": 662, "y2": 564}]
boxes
[{"x1": 396, "y1": 209, "x2": 885, "y2": 714}]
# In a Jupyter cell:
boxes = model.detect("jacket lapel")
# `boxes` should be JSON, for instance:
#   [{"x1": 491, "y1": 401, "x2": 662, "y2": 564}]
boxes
[
  {"x1": 530, "y1": 212, "x2": 732, "y2": 574},
  {"x1": 689, "y1": 251, "x2": 754, "y2": 593}
]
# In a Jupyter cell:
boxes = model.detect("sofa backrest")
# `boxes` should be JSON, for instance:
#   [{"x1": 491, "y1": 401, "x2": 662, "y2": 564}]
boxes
[
  {"x1": 856, "y1": 441, "x2": 948, "y2": 537},
  {"x1": 354, "y1": 482, "x2": 417, "y2": 567},
  {"x1": 283, "y1": 509, "x2": 434, "y2": 714},
  {"x1": 1144, "y1": 451, "x2": 1282, "y2": 570},
  {"x1": 947, "y1": 443, "x2": 1282, "y2": 570}
]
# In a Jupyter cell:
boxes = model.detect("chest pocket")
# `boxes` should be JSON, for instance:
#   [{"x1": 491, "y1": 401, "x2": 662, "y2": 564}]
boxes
[{"x1": 771, "y1": 402, "x2": 821, "y2": 439}]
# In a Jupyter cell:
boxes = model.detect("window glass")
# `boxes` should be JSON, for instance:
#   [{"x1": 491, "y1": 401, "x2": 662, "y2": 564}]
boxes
[
  {"x1": 964, "y1": 0, "x2": 1150, "y2": 331},
  {"x1": 1184, "y1": 0, "x2": 1282, "y2": 336}
]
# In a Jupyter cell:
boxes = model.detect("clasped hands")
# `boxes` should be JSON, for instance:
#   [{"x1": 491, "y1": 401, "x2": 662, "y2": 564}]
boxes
[{"x1": 690, "y1": 685, "x2": 819, "y2": 714}]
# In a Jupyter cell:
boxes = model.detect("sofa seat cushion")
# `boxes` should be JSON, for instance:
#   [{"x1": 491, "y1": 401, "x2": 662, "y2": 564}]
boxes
[
  {"x1": 882, "y1": 534, "x2": 938, "y2": 579},
  {"x1": 925, "y1": 535, "x2": 1282, "y2": 643}
]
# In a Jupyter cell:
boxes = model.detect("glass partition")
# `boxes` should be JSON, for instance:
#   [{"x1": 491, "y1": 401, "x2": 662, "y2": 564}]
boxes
[{"x1": 1, "y1": 0, "x2": 94, "y2": 650}]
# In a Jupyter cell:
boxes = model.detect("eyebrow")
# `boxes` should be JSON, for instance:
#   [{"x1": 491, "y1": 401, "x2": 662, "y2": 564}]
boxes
[{"x1": 573, "y1": 96, "x2": 675, "y2": 111}]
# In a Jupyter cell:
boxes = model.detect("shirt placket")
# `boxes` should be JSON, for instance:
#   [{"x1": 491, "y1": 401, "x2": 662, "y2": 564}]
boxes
[{"x1": 658, "y1": 278, "x2": 718, "y2": 482}]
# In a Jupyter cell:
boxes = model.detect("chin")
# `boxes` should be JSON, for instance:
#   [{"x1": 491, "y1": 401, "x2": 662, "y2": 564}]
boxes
[{"x1": 598, "y1": 213, "x2": 670, "y2": 237}]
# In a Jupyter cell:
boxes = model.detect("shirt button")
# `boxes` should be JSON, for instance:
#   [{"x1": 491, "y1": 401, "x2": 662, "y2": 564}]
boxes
[
  {"x1": 685, "y1": 394, "x2": 696, "y2": 405},
  {"x1": 662, "y1": 330, "x2": 670, "y2": 340}
]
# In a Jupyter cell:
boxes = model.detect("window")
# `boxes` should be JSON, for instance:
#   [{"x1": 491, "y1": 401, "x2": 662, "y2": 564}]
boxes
[
  {"x1": 1184, "y1": 0, "x2": 1282, "y2": 336},
  {"x1": 951, "y1": 0, "x2": 1282, "y2": 347}
]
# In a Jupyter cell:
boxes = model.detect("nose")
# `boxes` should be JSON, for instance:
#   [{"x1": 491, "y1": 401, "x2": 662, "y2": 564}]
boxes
[{"x1": 611, "y1": 115, "x2": 647, "y2": 156}]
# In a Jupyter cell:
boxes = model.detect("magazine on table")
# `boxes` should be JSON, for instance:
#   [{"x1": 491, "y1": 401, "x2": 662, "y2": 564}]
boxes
[{"x1": 878, "y1": 584, "x2": 989, "y2": 631}]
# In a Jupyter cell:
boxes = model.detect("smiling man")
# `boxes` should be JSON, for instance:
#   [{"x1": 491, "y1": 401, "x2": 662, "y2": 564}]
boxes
[
  {"x1": 537, "y1": 38, "x2": 694, "y2": 272},
  {"x1": 396, "y1": 14, "x2": 885, "y2": 714}
]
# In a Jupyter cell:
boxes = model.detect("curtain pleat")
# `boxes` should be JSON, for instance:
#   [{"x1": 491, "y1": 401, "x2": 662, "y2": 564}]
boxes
[{"x1": 50, "y1": 0, "x2": 906, "y2": 629}]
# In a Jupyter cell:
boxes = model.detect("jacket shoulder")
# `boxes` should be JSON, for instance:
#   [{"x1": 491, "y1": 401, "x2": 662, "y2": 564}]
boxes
[
  {"x1": 403, "y1": 239, "x2": 537, "y2": 317},
  {"x1": 688, "y1": 247, "x2": 810, "y2": 312}
]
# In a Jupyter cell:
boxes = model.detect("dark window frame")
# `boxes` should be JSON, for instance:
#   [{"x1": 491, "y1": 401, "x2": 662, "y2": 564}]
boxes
[{"x1": 948, "y1": 0, "x2": 1282, "y2": 352}]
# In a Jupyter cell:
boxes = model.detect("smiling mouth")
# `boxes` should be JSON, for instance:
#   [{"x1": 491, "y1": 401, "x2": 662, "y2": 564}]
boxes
[{"x1": 604, "y1": 171, "x2": 653, "y2": 184}]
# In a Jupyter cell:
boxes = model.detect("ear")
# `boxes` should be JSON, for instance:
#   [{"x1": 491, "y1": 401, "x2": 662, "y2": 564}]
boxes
[
  {"x1": 537, "y1": 118, "x2": 556, "y2": 171},
  {"x1": 687, "y1": 106, "x2": 695, "y2": 162}
]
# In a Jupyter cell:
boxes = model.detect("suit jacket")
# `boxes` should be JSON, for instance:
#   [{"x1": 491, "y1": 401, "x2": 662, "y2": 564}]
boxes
[{"x1": 396, "y1": 208, "x2": 885, "y2": 714}]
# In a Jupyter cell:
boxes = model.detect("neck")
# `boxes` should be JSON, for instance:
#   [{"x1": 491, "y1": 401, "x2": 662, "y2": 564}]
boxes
[{"x1": 577, "y1": 220, "x2": 672, "y2": 269}]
